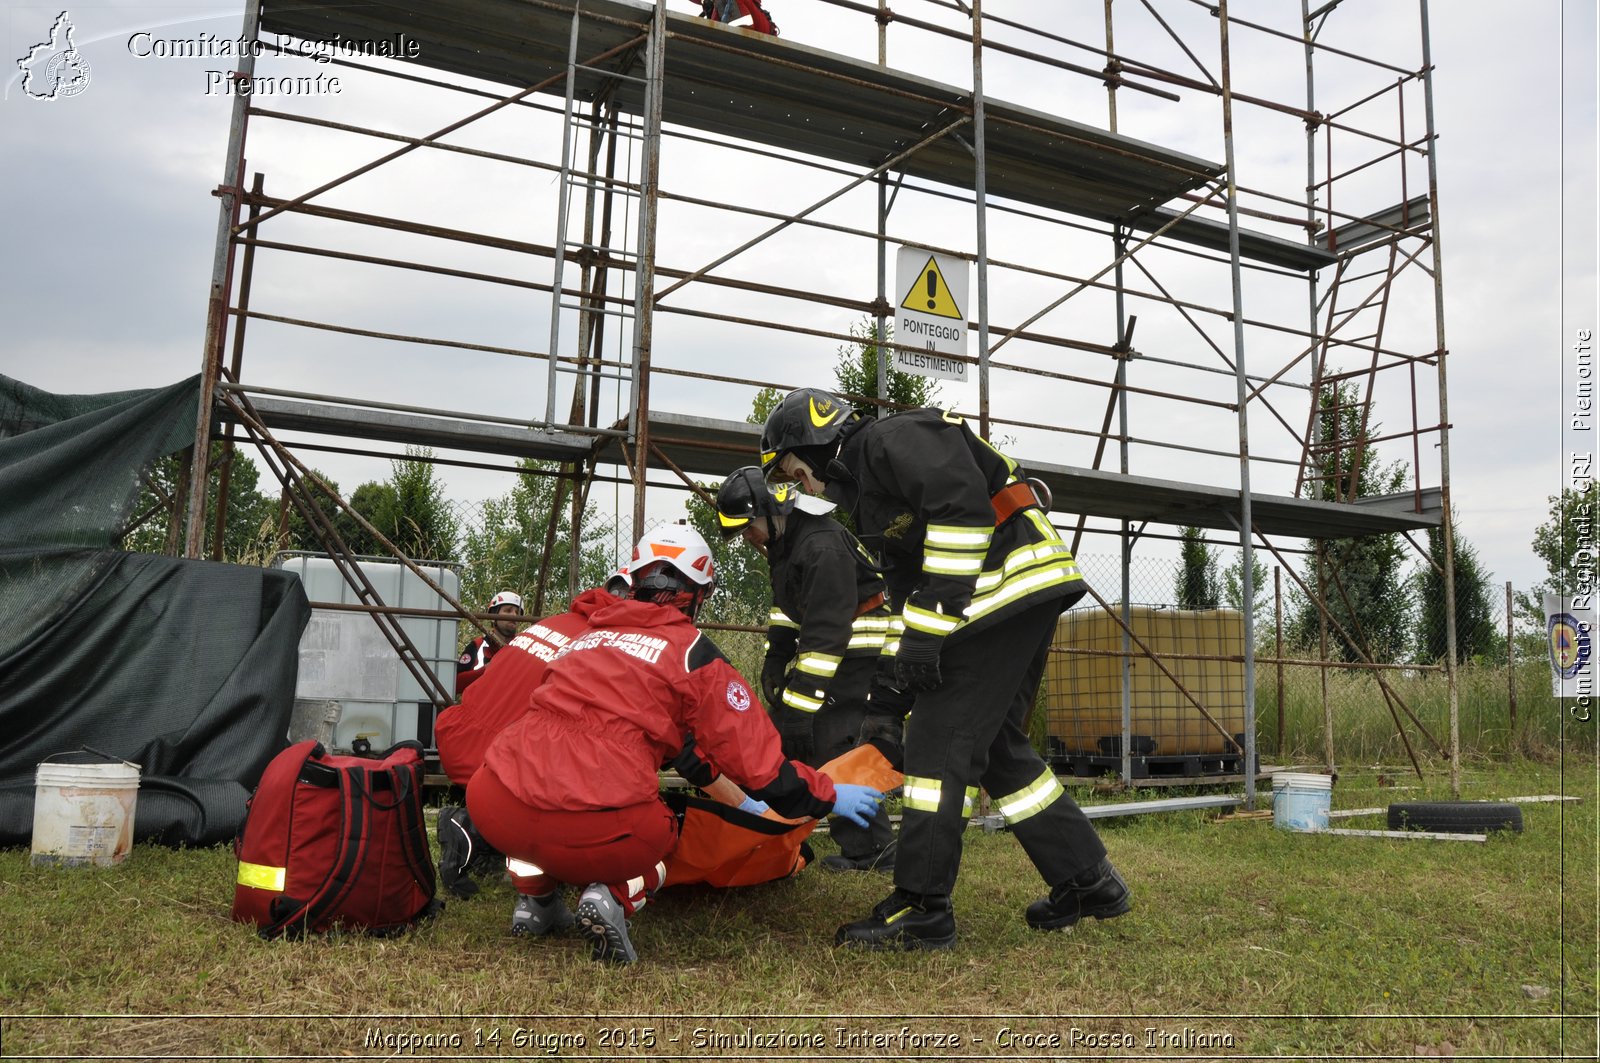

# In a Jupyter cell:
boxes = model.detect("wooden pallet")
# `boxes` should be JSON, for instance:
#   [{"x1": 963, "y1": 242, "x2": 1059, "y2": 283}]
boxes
[{"x1": 1053, "y1": 751, "x2": 1258, "y2": 781}]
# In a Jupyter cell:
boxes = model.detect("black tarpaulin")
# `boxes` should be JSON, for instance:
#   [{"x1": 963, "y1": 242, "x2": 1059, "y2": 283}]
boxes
[{"x1": 0, "y1": 374, "x2": 309, "y2": 847}]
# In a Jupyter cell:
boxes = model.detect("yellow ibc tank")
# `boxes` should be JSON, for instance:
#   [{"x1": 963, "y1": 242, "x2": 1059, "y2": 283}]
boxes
[{"x1": 1045, "y1": 607, "x2": 1245, "y2": 757}]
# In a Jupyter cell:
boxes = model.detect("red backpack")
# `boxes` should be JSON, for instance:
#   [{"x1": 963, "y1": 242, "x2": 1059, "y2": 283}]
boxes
[{"x1": 232, "y1": 741, "x2": 441, "y2": 938}]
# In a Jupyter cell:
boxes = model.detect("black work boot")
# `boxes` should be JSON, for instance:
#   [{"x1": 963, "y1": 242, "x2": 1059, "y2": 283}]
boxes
[
  {"x1": 819, "y1": 840, "x2": 896, "y2": 874},
  {"x1": 436, "y1": 806, "x2": 502, "y2": 900},
  {"x1": 834, "y1": 889, "x2": 956, "y2": 950},
  {"x1": 1025, "y1": 858, "x2": 1132, "y2": 931}
]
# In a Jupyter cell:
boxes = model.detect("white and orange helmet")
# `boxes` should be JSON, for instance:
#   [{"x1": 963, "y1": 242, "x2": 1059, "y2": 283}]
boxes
[{"x1": 628, "y1": 523, "x2": 716, "y2": 617}]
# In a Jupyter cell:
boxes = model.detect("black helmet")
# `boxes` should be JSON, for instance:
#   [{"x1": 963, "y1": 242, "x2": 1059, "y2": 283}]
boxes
[
  {"x1": 715, "y1": 466, "x2": 799, "y2": 540},
  {"x1": 759, "y1": 387, "x2": 855, "y2": 478}
]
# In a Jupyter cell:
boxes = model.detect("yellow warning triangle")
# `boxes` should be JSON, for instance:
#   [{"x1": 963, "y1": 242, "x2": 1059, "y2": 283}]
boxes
[{"x1": 898, "y1": 255, "x2": 963, "y2": 320}]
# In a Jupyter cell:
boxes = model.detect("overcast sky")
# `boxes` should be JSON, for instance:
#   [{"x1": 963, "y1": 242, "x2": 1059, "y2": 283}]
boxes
[{"x1": 2, "y1": 1, "x2": 1595, "y2": 604}]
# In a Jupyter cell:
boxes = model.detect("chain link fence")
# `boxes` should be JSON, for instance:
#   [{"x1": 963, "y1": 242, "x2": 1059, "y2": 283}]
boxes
[{"x1": 1046, "y1": 553, "x2": 1550, "y2": 771}]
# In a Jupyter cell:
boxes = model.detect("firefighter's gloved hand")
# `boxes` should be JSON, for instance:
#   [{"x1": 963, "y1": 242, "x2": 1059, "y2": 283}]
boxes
[
  {"x1": 893, "y1": 630, "x2": 946, "y2": 692},
  {"x1": 760, "y1": 656, "x2": 790, "y2": 708},
  {"x1": 831, "y1": 784, "x2": 884, "y2": 829},
  {"x1": 773, "y1": 703, "x2": 815, "y2": 764}
]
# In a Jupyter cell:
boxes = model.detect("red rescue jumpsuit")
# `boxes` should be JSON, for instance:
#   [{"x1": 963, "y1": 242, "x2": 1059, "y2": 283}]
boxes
[{"x1": 469, "y1": 593, "x2": 837, "y2": 913}]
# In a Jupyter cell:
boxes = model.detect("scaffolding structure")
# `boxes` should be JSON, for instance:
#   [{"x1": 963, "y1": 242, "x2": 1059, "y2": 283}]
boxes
[{"x1": 181, "y1": 0, "x2": 1457, "y2": 794}]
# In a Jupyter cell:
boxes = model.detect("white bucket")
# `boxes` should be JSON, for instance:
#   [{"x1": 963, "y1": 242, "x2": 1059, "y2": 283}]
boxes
[
  {"x1": 31, "y1": 757, "x2": 141, "y2": 867},
  {"x1": 1271, "y1": 771, "x2": 1331, "y2": 832}
]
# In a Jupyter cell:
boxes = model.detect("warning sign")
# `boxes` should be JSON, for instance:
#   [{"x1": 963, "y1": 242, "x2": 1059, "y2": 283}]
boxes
[
  {"x1": 894, "y1": 246, "x2": 970, "y2": 382},
  {"x1": 899, "y1": 255, "x2": 963, "y2": 319}
]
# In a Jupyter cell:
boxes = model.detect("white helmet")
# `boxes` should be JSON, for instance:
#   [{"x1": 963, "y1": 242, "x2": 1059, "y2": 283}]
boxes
[
  {"x1": 629, "y1": 523, "x2": 716, "y2": 617},
  {"x1": 603, "y1": 564, "x2": 632, "y2": 597},
  {"x1": 488, "y1": 590, "x2": 523, "y2": 612}
]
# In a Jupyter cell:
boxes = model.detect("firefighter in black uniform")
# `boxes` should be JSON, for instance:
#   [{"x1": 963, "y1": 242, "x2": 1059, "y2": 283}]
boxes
[
  {"x1": 760, "y1": 388, "x2": 1131, "y2": 950},
  {"x1": 714, "y1": 467, "x2": 897, "y2": 871}
]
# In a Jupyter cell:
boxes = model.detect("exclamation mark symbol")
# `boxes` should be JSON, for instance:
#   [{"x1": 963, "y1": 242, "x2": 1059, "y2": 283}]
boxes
[{"x1": 926, "y1": 268, "x2": 938, "y2": 309}]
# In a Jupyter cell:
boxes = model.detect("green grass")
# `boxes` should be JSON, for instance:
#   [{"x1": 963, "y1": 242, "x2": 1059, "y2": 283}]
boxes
[
  {"x1": 1261, "y1": 659, "x2": 1569, "y2": 763},
  {"x1": 1, "y1": 755, "x2": 1595, "y2": 1060}
]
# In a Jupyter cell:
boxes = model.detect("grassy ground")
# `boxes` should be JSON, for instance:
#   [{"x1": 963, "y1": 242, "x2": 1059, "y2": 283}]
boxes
[
  {"x1": 1, "y1": 753, "x2": 1595, "y2": 1061},
  {"x1": 1257, "y1": 658, "x2": 1567, "y2": 764}
]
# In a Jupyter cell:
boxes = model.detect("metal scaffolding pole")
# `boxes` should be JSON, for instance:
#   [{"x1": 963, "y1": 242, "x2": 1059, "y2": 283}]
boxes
[
  {"x1": 1218, "y1": 0, "x2": 1258, "y2": 805},
  {"x1": 1418, "y1": 0, "x2": 1462, "y2": 796},
  {"x1": 973, "y1": 0, "x2": 991, "y2": 441},
  {"x1": 629, "y1": 0, "x2": 668, "y2": 541},
  {"x1": 185, "y1": 0, "x2": 260, "y2": 558}
]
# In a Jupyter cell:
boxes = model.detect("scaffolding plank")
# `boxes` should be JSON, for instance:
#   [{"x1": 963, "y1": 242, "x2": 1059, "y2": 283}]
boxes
[
  {"x1": 233, "y1": 399, "x2": 1437, "y2": 536},
  {"x1": 234, "y1": 396, "x2": 597, "y2": 462},
  {"x1": 255, "y1": 0, "x2": 1324, "y2": 269}
]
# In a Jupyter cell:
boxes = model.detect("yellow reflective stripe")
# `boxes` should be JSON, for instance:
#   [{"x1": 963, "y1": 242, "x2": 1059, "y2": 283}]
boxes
[
  {"x1": 852, "y1": 615, "x2": 892, "y2": 630},
  {"x1": 962, "y1": 786, "x2": 978, "y2": 817},
  {"x1": 923, "y1": 554, "x2": 984, "y2": 576},
  {"x1": 847, "y1": 633, "x2": 887, "y2": 650},
  {"x1": 904, "y1": 602, "x2": 960, "y2": 635},
  {"x1": 884, "y1": 906, "x2": 916, "y2": 925},
  {"x1": 964, "y1": 562, "x2": 1082, "y2": 623},
  {"x1": 881, "y1": 616, "x2": 906, "y2": 656},
  {"x1": 996, "y1": 769, "x2": 1065, "y2": 824},
  {"x1": 972, "y1": 542, "x2": 1073, "y2": 592},
  {"x1": 717, "y1": 511, "x2": 749, "y2": 530},
  {"x1": 902, "y1": 776, "x2": 941, "y2": 812},
  {"x1": 925, "y1": 524, "x2": 992, "y2": 549},
  {"x1": 769, "y1": 609, "x2": 799, "y2": 629},
  {"x1": 236, "y1": 861, "x2": 286, "y2": 892},
  {"x1": 782, "y1": 687, "x2": 823, "y2": 712},
  {"x1": 795, "y1": 652, "x2": 841, "y2": 677}
]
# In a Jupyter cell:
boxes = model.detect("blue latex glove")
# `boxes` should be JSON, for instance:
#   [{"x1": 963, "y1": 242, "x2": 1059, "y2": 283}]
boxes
[
  {"x1": 831, "y1": 783, "x2": 884, "y2": 829},
  {"x1": 736, "y1": 795, "x2": 770, "y2": 816}
]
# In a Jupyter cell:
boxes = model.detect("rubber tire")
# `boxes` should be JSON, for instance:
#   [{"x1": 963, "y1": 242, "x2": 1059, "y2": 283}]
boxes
[{"x1": 1386, "y1": 801, "x2": 1523, "y2": 834}]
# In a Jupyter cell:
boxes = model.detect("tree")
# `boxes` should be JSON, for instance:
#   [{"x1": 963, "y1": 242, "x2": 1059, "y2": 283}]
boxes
[
  {"x1": 1413, "y1": 511, "x2": 1498, "y2": 664},
  {"x1": 385, "y1": 447, "x2": 460, "y2": 562},
  {"x1": 1513, "y1": 481, "x2": 1600, "y2": 653},
  {"x1": 748, "y1": 387, "x2": 783, "y2": 426},
  {"x1": 120, "y1": 444, "x2": 278, "y2": 563},
  {"x1": 1174, "y1": 526, "x2": 1220, "y2": 610},
  {"x1": 833, "y1": 319, "x2": 940, "y2": 414},
  {"x1": 1528, "y1": 480, "x2": 1600, "y2": 597},
  {"x1": 459, "y1": 458, "x2": 616, "y2": 616},
  {"x1": 1290, "y1": 381, "x2": 1412, "y2": 662},
  {"x1": 1223, "y1": 549, "x2": 1268, "y2": 619},
  {"x1": 683, "y1": 491, "x2": 772, "y2": 629}
]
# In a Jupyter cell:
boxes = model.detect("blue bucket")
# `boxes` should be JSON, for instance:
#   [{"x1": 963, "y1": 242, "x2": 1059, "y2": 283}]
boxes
[{"x1": 1271, "y1": 772, "x2": 1331, "y2": 832}]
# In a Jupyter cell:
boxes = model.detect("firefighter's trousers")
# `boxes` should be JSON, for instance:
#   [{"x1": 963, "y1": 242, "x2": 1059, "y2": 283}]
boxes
[{"x1": 894, "y1": 598, "x2": 1106, "y2": 900}]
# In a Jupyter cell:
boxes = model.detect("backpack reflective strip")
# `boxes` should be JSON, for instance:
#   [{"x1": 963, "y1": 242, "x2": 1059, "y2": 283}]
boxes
[{"x1": 237, "y1": 861, "x2": 286, "y2": 891}]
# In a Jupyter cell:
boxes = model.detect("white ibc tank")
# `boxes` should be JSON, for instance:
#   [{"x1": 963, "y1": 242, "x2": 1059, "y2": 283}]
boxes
[{"x1": 274, "y1": 553, "x2": 461, "y2": 752}]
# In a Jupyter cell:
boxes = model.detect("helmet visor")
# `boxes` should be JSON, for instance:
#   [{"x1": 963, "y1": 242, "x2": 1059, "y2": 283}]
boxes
[{"x1": 715, "y1": 509, "x2": 751, "y2": 540}]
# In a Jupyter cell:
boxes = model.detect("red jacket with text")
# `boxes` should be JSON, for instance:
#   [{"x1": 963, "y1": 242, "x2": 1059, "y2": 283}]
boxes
[
  {"x1": 480, "y1": 593, "x2": 836, "y2": 820},
  {"x1": 435, "y1": 591, "x2": 601, "y2": 785}
]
